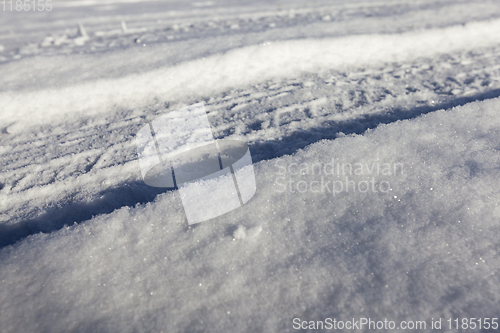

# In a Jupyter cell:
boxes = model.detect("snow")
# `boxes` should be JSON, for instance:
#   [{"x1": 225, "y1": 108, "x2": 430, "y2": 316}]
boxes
[
  {"x1": 1, "y1": 0, "x2": 500, "y2": 332},
  {"x1": 3, "y1": 18, "x2": 500, "y2": 129},
  {"x1": 2, "y1": 96, "x2": 500, "y2": 332}
]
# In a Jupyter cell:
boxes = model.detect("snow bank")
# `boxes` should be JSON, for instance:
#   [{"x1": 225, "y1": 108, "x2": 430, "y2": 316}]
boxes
[
  {"x1": 1, "y1": 19, "x2": 500, "y2": 128},
  {"x1": 1, "y1": 96, "x2": 499, "y2": 332}
]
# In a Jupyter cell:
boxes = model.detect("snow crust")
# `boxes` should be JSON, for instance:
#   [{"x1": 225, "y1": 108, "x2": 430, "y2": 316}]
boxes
[
  {"x1": 2, "y1": 19, "x2": 500, "y2": 129},
  {"x1": 1, "y1": 96, "x2": 500, "y2": 332},
  {"x1": 1, "y1": 0, "x2": 500, "y2": 332}
]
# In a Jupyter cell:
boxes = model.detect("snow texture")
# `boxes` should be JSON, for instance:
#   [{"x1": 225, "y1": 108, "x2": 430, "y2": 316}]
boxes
[
  {"x1": 1, "y1": 0, "x2": 500, "y2": 332},
  {"x1": 2, "y1": 96, "x2": 500, "y2": 332}
]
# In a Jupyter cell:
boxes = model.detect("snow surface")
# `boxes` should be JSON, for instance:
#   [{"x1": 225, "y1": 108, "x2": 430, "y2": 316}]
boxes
[
  {"x1": 3, "y1": 18, "x2": 500, "y2": 129},
  {"x1": 1, "y1": 0, "x2": 500, "y2": 332},
  {"x1": 2, "y1": 95, "x2": 500, "y2": 333}
]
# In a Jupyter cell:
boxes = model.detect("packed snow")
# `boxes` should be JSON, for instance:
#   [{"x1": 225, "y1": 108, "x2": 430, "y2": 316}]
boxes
[{"x1": 1, "y1": 0, "x2": 500, "y2": 332}]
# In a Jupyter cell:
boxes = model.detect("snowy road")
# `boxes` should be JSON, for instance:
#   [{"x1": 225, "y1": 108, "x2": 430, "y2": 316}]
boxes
[{"x1": 1, "y1": 0, "x2": 500, "y2": 332}]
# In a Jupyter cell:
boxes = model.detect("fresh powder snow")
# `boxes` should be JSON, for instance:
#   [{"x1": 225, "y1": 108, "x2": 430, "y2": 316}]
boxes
[{"x1": 1, "y1": 0, "x2": 500, "y2": 332}]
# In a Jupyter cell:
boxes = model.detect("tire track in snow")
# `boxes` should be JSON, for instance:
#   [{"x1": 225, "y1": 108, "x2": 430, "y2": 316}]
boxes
[
  {"x1": 3, "y1": 18, "x2": 500, "y2": 128},
  {"x1": 3, "y1": 0, "x2": 500, "y2": 65},
  {"x1": 1, "y1": 25, "x2": 500, "y2": 245}
]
